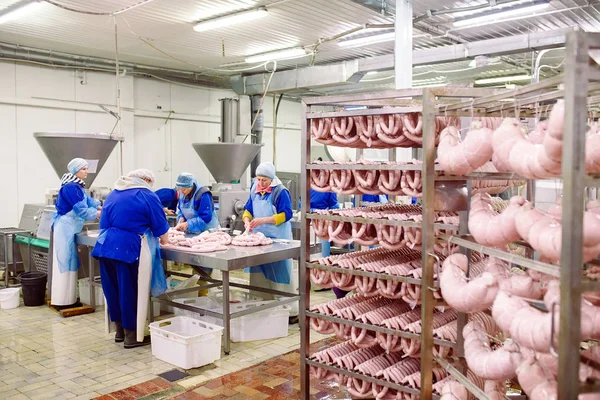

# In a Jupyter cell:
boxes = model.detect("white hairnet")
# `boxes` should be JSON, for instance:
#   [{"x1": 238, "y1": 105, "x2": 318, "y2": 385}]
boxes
[{"x1": 127, "y1": 169, "x2": 155, "y2": 185}]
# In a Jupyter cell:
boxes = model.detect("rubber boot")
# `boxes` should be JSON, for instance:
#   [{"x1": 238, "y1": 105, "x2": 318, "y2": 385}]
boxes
[
  {"x1": 124, "y1": 329, "x2": 151, "y2": 349},
  {"x1": 115, "y1": 321, "x2": 125, "y2": 343}
]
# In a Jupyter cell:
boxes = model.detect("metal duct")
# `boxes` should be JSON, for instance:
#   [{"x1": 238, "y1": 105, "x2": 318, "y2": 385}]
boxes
[
  {"x1": 250, "y1": 95, "x2": 263, "y2": 178},
  {"x1": 219, "y1": 98, "x2": 240, "y2": 143},
  {"x1": 0, "y1": 42, "x2": 230, "y2": 88}
]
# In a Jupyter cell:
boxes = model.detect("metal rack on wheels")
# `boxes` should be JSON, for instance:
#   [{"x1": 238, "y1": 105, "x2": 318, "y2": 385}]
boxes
[
  {"x1": 299, "y1": 30, "x2": 600, "y2": 399},
  {"x1": 426, "y1": 30, "x2": 600, "y2": 399},
  {"x1": 298, "y1": 87, "x2": 501, "y2": 399}
]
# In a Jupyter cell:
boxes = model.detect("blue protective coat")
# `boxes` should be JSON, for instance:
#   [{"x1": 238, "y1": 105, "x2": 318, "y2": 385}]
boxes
[
  {"x1": 177, "y1": 182, "x2": 219, "y2": 233},
  {"x1": 303, "y1": 189, "x2": 339, "y2": 258},
  {"x1": 53, "y1": 183, "x2": 100, "y2": 273},
  {"x1": 355, "y1": 194, "x2": 389, "y2": 205},
  {"x1": 155, "y1": 188, "x2": 178, "y2": 212},
  {"x1": 244, "y1": 182, "x2": 293, "y2": 284},
  {"x1": 92, "y1": 185, "x2": 170, "y2": 328}
]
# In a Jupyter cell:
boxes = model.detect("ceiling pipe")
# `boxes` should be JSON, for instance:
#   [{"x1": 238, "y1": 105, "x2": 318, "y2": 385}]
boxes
[{"x1": 0, "y1": 42, "x2": 231, "y2": 87}]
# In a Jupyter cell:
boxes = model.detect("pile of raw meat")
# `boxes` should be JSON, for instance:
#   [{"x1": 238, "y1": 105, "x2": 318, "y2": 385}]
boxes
[
  {"x1": 163, "y1": 229, "x2": 273, "y2": 253},
  {"x1": 437, "y1": 99, "x2": 600, "y2": 178},
  {"x1": 310, "y1": 113, "x2": 459, "y2": 148},
  {"x1": 311, "y1": 159, "x2": 424, "y2": 197},
  {"x1": 311, "y1": 204, "x2": 458, "y2": 252}
]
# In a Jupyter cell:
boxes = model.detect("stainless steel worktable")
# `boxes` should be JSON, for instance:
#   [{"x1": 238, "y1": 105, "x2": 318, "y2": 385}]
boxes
[{"x1": 75, "y1": 231, "x2": 302, "y2": 355}]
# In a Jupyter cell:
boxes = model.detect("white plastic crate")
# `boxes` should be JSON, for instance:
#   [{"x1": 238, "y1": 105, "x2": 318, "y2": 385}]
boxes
[
  {"x1": 173, "y1": 297, "x2": 221, "y2": 320},
  {"x1": 78, "y1": 277, "x2": 104, "y2": 306},
  {"x1": 211, "y1": 290, "x2": 263, "y2": 304},
  {"x1": 149, "y1": 316, "x2": 223, "y2": 369},
  {"x1": 195, "y1": 300, "x2": 290, "y2": 342}
]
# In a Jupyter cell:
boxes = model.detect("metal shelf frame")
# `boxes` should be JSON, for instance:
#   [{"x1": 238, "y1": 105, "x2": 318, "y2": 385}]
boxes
[
  {"x1": 299, "y1": 86, "x2": 501, "y2": 399},
  {"x1": 430, "y1": 31, "x2": 600, "y2": 400}
]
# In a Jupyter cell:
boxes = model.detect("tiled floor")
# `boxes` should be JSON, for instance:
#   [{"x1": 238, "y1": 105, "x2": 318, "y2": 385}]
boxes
[
  {"x1": 96, "y1": 338, "x2": 351, "y2": 400},
  {"x1": 0, "y1": 269, "x2": 336, "y2": 400}
]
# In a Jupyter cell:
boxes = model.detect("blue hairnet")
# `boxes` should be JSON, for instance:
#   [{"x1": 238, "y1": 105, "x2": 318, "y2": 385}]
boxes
[
  {"x1": 256, "y1": 162, "x2": 275, "y2": 179},
  {"x1": 67, "y1": 158, "x2": 88, "y2": 175},
  {"x1": 175, "y1": 172, "x2": 195, "y2": 188}
]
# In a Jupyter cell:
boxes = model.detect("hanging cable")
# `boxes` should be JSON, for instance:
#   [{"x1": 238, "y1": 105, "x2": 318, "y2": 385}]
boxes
[{"x1": 43, "y1": 0, "x2": 157, "y2": 15}]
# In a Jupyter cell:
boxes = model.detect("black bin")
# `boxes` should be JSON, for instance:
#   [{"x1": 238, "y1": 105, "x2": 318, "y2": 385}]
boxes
[{"x1": 18, "y1": 272, "x2": 47, "y2": 306}]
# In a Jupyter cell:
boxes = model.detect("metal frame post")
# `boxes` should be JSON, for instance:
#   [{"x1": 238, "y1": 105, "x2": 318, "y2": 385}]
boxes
[
  {"x1": 558, "y1": 30, "x2": 588, "y2": 399},
  {"x1": 419, "y1": 87, "x2": 436, "y2": 397},
  {"x1": 299, "y1": 101, "x2": 311, "y2": 399}
]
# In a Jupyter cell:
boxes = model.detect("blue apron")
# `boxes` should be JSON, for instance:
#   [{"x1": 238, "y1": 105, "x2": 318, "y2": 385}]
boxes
[
  {"x1": 53, "y1": 194, "x2": 99, "y2": 273},
  {"x1": 179, "y1": 184, "x2": 219, "y2": 233},
  {"x1": 246, "y1": 184, "x2": 293, "y2": 284}
]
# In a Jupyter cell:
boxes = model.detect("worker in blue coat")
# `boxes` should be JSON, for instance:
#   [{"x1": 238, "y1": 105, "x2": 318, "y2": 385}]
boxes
[
  {"x1": 307, "y1": 189, "x2": 339, "y2": 258},
  {"x1": 155, "y1": 188, "x2": 178, "y2": 215},
  {"x1": 357, "y1": 194, "x2": 389, "y2": 205},
  {"x1": 51, "y1": 158, "x2": 101, "y2": 307},
  {"x1": 92, "y1": 169, "x2": 169, "y2": 348},
  {"x1": 242, "y1": 162, "x2": 298, "y2": 323}
]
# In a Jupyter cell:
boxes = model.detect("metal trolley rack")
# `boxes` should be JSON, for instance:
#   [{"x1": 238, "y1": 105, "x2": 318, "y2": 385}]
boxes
[{"x1": 299, "y1": 30, "x2": 600, "y2": 399}]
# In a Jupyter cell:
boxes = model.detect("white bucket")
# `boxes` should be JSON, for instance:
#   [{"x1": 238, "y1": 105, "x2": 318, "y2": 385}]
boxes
[{"x1": 0, "y1": 288, "x2": 20, "y2": 310}]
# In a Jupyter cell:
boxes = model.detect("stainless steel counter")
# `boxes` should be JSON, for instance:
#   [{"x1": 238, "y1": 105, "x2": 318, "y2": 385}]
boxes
[{"x1": 75, "y1": 231, "x2": 304, "y2": 355}]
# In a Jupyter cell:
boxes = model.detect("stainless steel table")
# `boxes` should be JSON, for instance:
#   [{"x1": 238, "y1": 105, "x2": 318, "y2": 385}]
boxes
[{"x1": 76, "y1": 231, "x2": 303, "y2": 354}]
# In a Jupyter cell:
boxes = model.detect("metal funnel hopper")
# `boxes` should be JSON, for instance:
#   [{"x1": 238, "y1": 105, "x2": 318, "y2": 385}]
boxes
[
  {"x1": 34, "y1": 132, "x2": 123, "y2": 187},
  {"x1": 192, "y1": 143, "x2": 262, "y2": 183}
]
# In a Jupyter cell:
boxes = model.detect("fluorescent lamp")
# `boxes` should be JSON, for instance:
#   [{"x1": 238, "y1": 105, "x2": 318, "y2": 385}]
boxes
[
  {"x1": 452, "y1": 0, "x2": 540, "y2": 18},
  {"x1": 338, "y1": 31, "x2": 395, "y2": 48},
  {"x1": 414, "y1": 83, "x2": 447, "y2": 88},
  {"x1": 475, "y1": 75, "x2": 532, "y2": 85},
  {"x1": 453, "y1": 1, "x2": 550, "y2": 27},
  {"x1": 0, "y1": 0, "x2": 41, "y2": 24},
  {"x1": 245, "y1": 47, "x2": 308, "y2": 63},
  {"x1": 367, "y1": 71, "x2": 378, "y2": 75},
  {"x1": 193, "y1": 7, "x2": 267, "y2": 32}
]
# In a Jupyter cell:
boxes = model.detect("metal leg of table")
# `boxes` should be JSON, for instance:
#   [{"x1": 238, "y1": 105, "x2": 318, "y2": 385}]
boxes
[
  {"x1": 10, "y1": 235, "x2": 17, "y2": 286},
  {"x1": 3, "y1": 234, "x2": 9, "y2": 287},
  {"x1": 222, "y1": 271, "x2": 231, "y2": 355},
  {"x1": 88, "y1": 247, "x2": 95, "y2": 308},
  {"x1": 148, "y1": 297, "x2": 154, "y2": 323}
]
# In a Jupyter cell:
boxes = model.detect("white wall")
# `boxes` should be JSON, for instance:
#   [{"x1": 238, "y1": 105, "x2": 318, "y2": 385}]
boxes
[{"x1": 0, "y1": 61, "x2": 302, "y2": 227}]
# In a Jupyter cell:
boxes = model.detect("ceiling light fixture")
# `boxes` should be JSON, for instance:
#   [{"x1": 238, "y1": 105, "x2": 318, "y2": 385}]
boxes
[
  {"x1": 0, "y1": 0, "x2": 41, "y2": 24},
  {"x1": 475, "y1": 74, "x2": 532, "y2": 85},
  {"x1": 453, "y1": 1, "x2": 550, "y2": 28},
  {"x1": 245, "y1": 47, "x2": 308, "y2": 63},
  {"x1": 193, "y1": 7, "x2": 268, "y2": 32},
  {"x1": 367, "y1": 71, "x2": 379, "y2": 75},
  {"x1": 413, "y1": 83, "x2": 447, "y2": 88},
  {"x1": 337, "y1": 31, "x2": 395, "y2": 48}
]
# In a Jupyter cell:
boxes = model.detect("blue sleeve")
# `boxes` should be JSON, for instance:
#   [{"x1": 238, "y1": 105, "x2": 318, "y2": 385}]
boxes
[
  {"x1": 275, "y1": 188, "x2": 293, "y2": 222},
  {"x1": 328, "y1": 193, "x2": 340, "y2": 209},
  {"x1": 143, "y1": 192, "x2": 170, "y2": 238},
  {"x1": 176, "y1": 198, "x2": 184, "y2": 221},
  {"x1": 244, "y1": 196, "x2": 253, "y2": 216},
  {"x1": 62, "y1": 185, "x2": 97, "y2": 221},
  {"x1": 187, "y1": 192, "x2": 213, "y2": 232},
  {"x1": 86, "y1": 195, "x2": 101, "y2": 209}
]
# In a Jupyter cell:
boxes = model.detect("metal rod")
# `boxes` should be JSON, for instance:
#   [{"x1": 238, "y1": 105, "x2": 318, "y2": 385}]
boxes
[
  {"x1": 434, "y1": 356, "x2": 494, "y2": 400},
  {"x1": 306, "y1": 107, "x2": 422, "y2": 119},
  {"x1": 437, "y1": 234, "x2": 560, "y2": 277},
  {"x1": 306, "y1": 212, "x2": 458, "y2": 231},
  {"x1": 558, "y1": 30, "x2": 588, "y2": 399},
  {"x1": 305, "y1": 359, "x2": 421, "y2": 397},
  {"x1": 306, "y1": 311, "x2": 456, "y2": 348},
  {"x1": 222, "y1": 271, "x2": 231, "y2": 355},
  {"x1": 306, "y1": 261, "x2": 436, "y2": 286},
  {"x1": 306, "y1": 163, "x2": 428, "y2": 171},
  {"x1": 420, "y1": 87, "x2": 436, "y2": 397},
  {"x1": 300, "y1": 100, "x2": 311, "y2": 400}
]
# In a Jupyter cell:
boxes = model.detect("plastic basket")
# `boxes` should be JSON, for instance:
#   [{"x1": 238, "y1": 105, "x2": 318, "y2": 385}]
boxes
[{"x1": 149, "y1": 316, "x2": 223, "y2": 369}]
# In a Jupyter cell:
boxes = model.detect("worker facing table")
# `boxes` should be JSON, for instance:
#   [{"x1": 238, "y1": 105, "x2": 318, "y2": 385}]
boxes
[
  {"x1": 92, "y1": 169, "x2": 169, "y2": 348},
  {"x1": 174, "y1": 172, "x2": 219, "y2": 295},
  {"x1": 51, "y1": 158, "x2": 102, "y2": 307},
  {"x1": 242, "y1": 162, "x2": 299, "y2": 324}
]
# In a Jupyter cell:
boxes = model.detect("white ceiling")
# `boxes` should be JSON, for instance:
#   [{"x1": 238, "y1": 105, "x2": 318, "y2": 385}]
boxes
[{"x1": 0, "y1": 0, "x2": 596, "y2": 88}]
